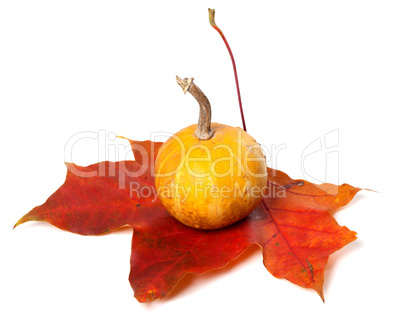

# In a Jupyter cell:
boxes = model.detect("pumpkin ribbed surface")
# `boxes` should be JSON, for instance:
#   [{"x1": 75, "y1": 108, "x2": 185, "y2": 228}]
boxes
[{"x1": 155, "y1": 122, "x2": 267, "y2": 230}]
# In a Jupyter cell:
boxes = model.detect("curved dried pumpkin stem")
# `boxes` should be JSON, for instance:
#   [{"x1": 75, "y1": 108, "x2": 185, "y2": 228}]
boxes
[{"x1": 176, "y1": 76, "x2": 215, "y2": 140}]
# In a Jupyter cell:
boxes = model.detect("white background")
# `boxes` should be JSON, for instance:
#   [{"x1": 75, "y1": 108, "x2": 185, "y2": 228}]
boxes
[{"x1": 1, "y1": 1, "x2": 401, "y2": 326}]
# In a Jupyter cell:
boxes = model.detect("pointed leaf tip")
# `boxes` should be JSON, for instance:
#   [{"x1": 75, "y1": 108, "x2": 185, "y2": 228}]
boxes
[
  {"x1": 318, "y1": 291, "x2": 325, "y2": 303},
  {"x1": 13, "y1": 214, "x2": 41, "y2": 230}
]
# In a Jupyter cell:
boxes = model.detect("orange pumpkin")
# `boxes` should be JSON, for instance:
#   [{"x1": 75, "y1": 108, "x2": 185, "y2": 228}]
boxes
[{"x1": 155, "y1": 77, "x2": 267, "y2": 230}]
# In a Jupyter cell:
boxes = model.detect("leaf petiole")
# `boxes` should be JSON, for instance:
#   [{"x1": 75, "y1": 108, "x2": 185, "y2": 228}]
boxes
[{"x1": 208, "y1": 8, "x2": 247, "y2": 132}]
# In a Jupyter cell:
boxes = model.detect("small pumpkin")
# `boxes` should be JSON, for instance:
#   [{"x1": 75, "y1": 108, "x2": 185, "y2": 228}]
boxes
[{"x1": 155, "y1": 76, "x2": 267, "y2": 230}]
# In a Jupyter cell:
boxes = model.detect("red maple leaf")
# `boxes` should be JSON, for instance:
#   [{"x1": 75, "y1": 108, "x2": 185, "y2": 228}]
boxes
[{"x1": 14, "y1": 139, "x2": 360, "y2": 302}]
